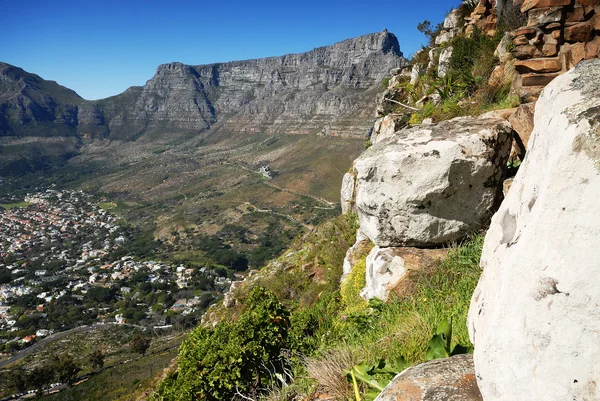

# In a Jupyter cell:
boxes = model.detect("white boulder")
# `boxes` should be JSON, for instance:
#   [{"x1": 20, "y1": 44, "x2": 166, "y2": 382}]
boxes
[
  {"x1": 438, "y1": 46, "x2": 453, "y2": 78},
  {"x1": 468, "y1": 59, "x2": 600, "y2": 401},
  {"x1": 340, "y1": 172, "x2": 356, "y2": 214},
  {"x1": 354, "y1": 116, "x2": 512, "y2": 247},
  {"x1": 361, "y1": 246, "x2": 447, "y2": 301}
]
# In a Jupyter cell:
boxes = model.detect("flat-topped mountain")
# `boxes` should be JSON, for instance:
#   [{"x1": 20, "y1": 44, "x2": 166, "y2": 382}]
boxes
[
  {"x1": 0, "y1": 31, "x2": 405, "y2": 142},
  {"x1": 0, "y1": 31, "x2": 406, "y2": 246}
]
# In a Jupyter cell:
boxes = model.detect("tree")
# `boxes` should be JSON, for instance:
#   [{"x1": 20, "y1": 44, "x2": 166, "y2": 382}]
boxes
[
  {"x1": 89, "y1": 349, "x2": 105, "y2": 371},
  {"x1": 52, "y1": 354, "x2": 80, "y2": 387},
  {"x1": 7, "y1": 367, "x2": 27, "y2": 393},
  {"x1": 417, "y1": 19, "x2": 443, "y2": 46},
  {"x1": 27, "y1": 365, "x2": 54, "y2": 396},
  {"x1": 158, "y1": 287, "x2": 290, "y2": 401},
  {"x1": 130, "y1": 334, "x2": 151, "y2": 356}
]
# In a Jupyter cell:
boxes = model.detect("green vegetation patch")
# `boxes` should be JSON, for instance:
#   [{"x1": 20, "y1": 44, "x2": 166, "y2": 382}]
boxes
[{"x1": 0, "y1": 201, "x2": 32, "y2": 209}]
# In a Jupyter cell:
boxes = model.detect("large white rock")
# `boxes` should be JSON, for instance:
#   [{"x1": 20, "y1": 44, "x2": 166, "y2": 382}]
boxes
[
  {"x1": 354, "y1": 117, "x2": 512, "y2": 247},
  {"x1": 361, "y1": 246, "x2": 447, "y2": 301},
  {"x1": 340, "y1": 172, "x2": 356, "y2": 214},
  {"x1": 443, "y1": 7, "x2": 463, "y2": 29},
  {"x1": 438, "y1": 46, "x2": 453, "y2": 78},
  {"x1": 468, "y1": 59, "x2": 600, "y2": 401}
]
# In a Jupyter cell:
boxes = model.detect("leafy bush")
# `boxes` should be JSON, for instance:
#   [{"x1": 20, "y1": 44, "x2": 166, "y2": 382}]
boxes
[{"x1": 158, "y1": 287, "x2": 291, "y2": 400}]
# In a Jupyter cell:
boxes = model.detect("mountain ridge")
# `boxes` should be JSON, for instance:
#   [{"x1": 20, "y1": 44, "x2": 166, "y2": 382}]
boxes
[{"x1": 0, "y1": 31, "x2": 405, "y2": 142}]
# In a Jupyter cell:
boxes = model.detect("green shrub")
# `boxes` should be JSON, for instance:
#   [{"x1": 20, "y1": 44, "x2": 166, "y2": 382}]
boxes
[
  {"x1": 340, "y1": 257, "x2": 368, "y2": 314},
  {"x1": 158, "y1": 287, "x2": 291, "y2": 401}
]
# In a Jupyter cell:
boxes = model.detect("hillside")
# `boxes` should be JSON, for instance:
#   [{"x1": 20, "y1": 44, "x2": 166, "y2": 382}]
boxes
[{"x1": 0, "y1": 31, "x2": 406, "y2": 258}]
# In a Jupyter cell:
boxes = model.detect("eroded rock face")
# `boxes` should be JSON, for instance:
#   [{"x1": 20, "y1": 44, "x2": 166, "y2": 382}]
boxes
[
  {"x1": 375, "y1": 354, "x2": 483, "y2": 401},
  {"x1": 354, "y1": 117, "x2": 512, "y2": 247},
  {"x1": 0, "y1": 31, "x2": 406, "y2": 141},
  {"x1": 468, "y1": 59, "x2": 600, "y2": 401},
  {"x1": 361, "y1": 246, "x2": 447, "y2": 301},
  {"x1": 341, "y1": 172, "x2": 357, "y2": 214},
  {"x1": 372, "y1": 114, "x2": 407, "y2": 144},
  {"x1": 341, "y1": 230, "x2": 372, "y2": 281}
]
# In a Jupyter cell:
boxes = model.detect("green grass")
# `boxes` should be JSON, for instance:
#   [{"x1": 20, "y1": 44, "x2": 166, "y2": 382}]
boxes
[
  {"x1": 192, "y1": 209, "x2": 483, "y2": 401},
  {"x1": 98, "y1": 202, "x2": 117, "y2": 211},
  {"x1": 332, "y1": 235, "x2": 483, "y2": 364},
  {"x1": 44, "y1": 346, "x2": 179, "y2": 401},
  {"x1": 0, "y1": 201, "x2": 32, "y2": 209}
]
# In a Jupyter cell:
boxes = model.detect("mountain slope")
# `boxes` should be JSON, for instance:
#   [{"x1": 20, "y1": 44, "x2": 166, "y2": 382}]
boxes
[
  {"x1": 1, "y1": 30, "x2": 405, "y2": 143},
  {"x1": 0, "y1": 31, "x2": 406, "y2": 246}
]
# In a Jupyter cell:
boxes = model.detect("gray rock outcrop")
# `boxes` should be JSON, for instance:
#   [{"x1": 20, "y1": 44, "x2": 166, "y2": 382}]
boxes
[
  {"x1": 375, "y1": 354, "x2": 483, "y2": 401},
  {"x1": 0, "y1": 31, "x2": 406, "y2": 141},
  {"x1": 468, "y1": 59, "x2": 600, "y2": 401},
  {"x1": 341, "y1": 172, "x2": 357, "y2": 214},
  {"x1": 0, "y1": 31, "x2": 407, "y2": 173},
  {"x1": 353, "y1": 117, "x2": 512, "y2": 248}
]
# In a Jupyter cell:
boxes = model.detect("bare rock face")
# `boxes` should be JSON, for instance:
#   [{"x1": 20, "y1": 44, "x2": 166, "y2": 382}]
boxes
[
  {"x1": 341, "y1": 172, "x2": 357, "y2": 214},
  {"x1": 0, "y1": 31, "x2": 406, "y2": 141},
  {"x1": 508, "y1": 102, "x2": 536, "y2": 159},
  {"x1": 468, "y1": 59, "x2": 600, "y2": 401},
  {"x1": 354, "y1": 117, "x2": 512, "y2": 247},
  {"x1": 372, "y1": 114, "x2": 407, "y2": 145},
  {"x1": 361, "y1": 246, "x2": 447, "y2": 301},
  {"x1": 375, "y1": 354, "x2": 483, "y2": 401},
  {"x1": 0, "y1": 32, "x2": 407, "y2": 172}
]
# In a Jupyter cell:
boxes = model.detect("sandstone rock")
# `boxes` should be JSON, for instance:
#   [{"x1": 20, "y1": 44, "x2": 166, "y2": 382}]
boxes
[
  {"x1": 502, "y1": 177, "x2": 514, "y2": 196},
  {"x1": 544, "y1": 22, "x2": 562, "y2": 30},
  {"x1": 521, "y1": 0, "x2": 571, "y2": 13},
  {"x1": 468, "y1": 59, "x2": 600, "y2": 401},
  {"x1": 341, "y1": 230, "x2": 372, "y2": 281},
  {"x1": 513, "y1": 44, "x2": 541, "y2": 59},
  {"x1": 373, "y1": 115, "x2": 407, "y2": 145},
  {"x1": 354, "y1": 117, "x2": 512, "y2": 247},
  {"x1": 478, "y1": 107, "x2": 518, "y2": 120},
  {"x1": 360, "y1": 246, "x2": 447, "y2": 301},
  {"x1": 516, "y1": 84, "x2": 545, "y2": 102},
  {"x1": 438, "y1": 46, "x2": 453, "y2": 78},
  {"x1": 563, "y1": 42, "x2": 587, "y2": 69},
  {"x1": 541, "y1": 41, "x2": 559, "y2": 57},
  {"x1": 508, "y1": 102, "x2": 535, "y2": 152},
  {"x1": 527, "y1": 7, "x2": 564, "y2": 25},
  {"x1": 584, "y1": 35, "x2": 600, "y2": 60},
  {"x1": 592, "y1": 12, "x2": 600, "y2": 31},
  {"x1": 341, "y1": 172, "x2": 357, "y2": 214},
  {"x1": 514, "y1": 26, "x2": 537, "y2": 37},
  {"x1": 512, "y1": 35, "x2": 530, "y2": 46},
  {"x1": 520, "y1": 71, "x2": 561, "y2": 86},
  {"x1": 564, "y1": 21, "x2": 594, "y2": 42},
  {"x1": 565, "y1": 5, "x2": 587, "y2": 22},
  {"x1": 375, "y1": 354, "x2": 482, "y2": 401},
  {"x1": 514, "y1": 57, "x2": 562, "y2": 73}
]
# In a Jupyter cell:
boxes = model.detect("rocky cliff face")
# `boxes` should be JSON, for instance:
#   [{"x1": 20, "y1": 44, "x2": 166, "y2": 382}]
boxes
[
  {"x1": 0, "y1": 31, "x2": 406, "y2": 144},
  {"x1": 341, "y1": 115, "x2": 512, "y2": 302},
  {"x1": 468, "y1": 58, "x2": 600, "y2": 401}
]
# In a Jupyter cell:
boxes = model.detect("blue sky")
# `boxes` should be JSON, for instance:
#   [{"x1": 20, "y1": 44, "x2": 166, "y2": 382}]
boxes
[{"x1": 1, "y1": 0, "x2": 459, "y2": 100}]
